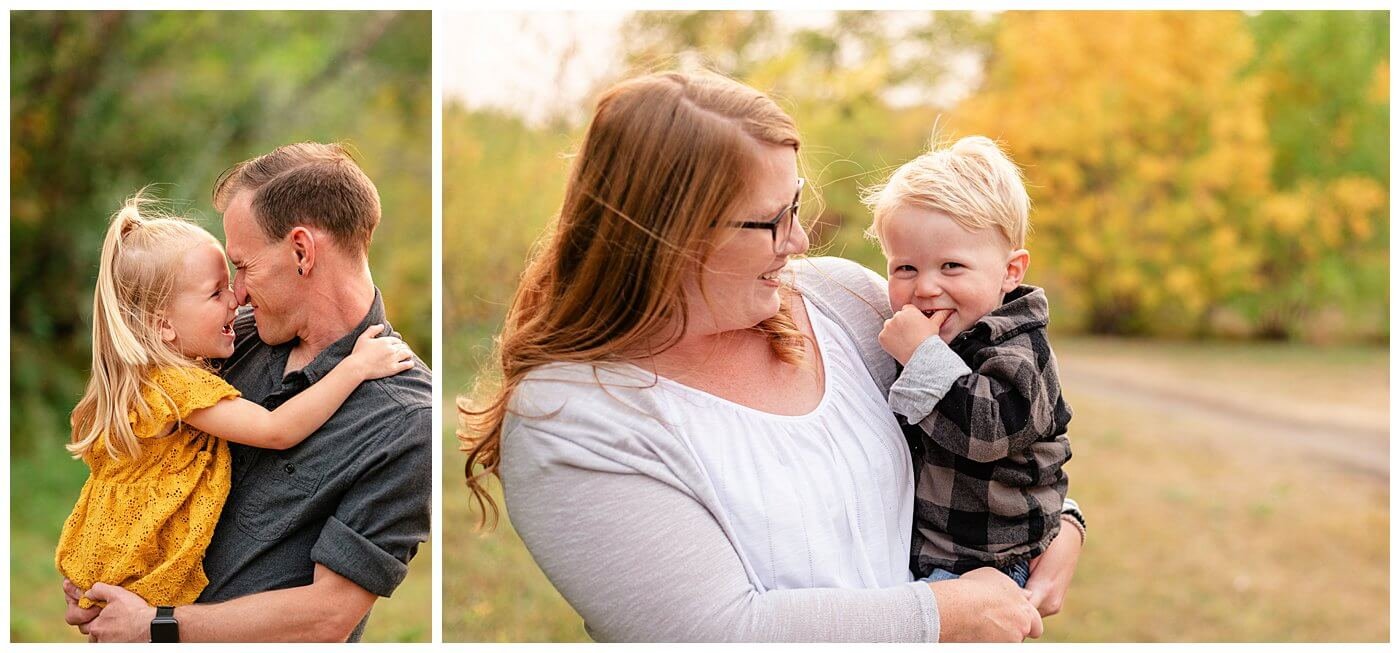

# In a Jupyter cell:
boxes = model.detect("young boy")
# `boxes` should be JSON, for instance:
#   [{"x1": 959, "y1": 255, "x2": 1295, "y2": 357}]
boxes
[{"x1": 864, "y1": 135, "x2": 1074, "y2": 587}]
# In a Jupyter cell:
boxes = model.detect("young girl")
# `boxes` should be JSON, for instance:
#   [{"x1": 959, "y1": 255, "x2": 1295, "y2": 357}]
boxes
[{"x1": 55, "y1": 195, "x2": 415, "y2": 609}]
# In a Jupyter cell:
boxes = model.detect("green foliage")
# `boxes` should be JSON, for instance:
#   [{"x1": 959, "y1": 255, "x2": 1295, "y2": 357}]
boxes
[
  {"x1": 950, "y1": 11, "x2": 1387, "y2": 341},
  {"x1": 1246, "y1": 11, "x2": 1389, "y2": 341},
  {"x1": 10, "y1": 11, "x2": 430, "y2": 642},
  {"x1": 441, "y1": 104, "x2": 575, "y2": 389},
  {"x1": 952, "y1": 12, "x2": 1276, "y2": 336},
  {"x1": 619, "y1": 11, "x2": 992, "y2": 276},
  {"x1": 11, "y1": 10, "x2": 432, "y2": 455},
  {"x1": 1249, "y1": 11, "x2": 1389, "y2": 187}
]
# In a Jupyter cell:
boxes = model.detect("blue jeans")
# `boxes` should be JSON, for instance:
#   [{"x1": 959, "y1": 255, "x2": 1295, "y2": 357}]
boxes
[{"x1": 921, "y1": 559, "x2": 1030, "y2": 588}]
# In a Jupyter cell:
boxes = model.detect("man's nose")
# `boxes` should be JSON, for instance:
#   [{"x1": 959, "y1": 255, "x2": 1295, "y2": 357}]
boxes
[{"x1": 233, "y1": 273, "x2": 249, "y2": 306}]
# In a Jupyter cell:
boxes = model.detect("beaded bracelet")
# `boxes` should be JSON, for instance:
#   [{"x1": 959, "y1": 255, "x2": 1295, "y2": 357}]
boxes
[{"x1": 1061, "y1": 513, "x2": 1086, "y2": 544}]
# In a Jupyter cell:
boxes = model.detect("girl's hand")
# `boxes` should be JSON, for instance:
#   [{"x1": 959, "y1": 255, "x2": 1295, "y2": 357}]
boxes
[
  {"x1": 1025, "y1": 517, "x2": 1084, "y2": 617},
  {"x1": 348, "y1": 324, "x2": 415, "y2": 380},
  {"x1": 80, "y1": 582, "x2": 153, "y2": 642},
  {"x1": 929, "y1": 566, "x2": 1043, "y2": 642},
  {"x1": 878, "y1": 304, "x2": 951, "y2": 366},
  {"x1": 62, "y1": 578, "x2": 100, "y2": 635}
]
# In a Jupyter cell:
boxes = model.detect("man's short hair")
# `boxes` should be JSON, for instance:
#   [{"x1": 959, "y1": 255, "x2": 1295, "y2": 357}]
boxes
[{"x1": 213, "y1": 142, "x2": 381, "y2": 256}]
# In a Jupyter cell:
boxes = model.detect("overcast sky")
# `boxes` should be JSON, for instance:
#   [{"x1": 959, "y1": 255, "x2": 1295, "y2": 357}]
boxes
[
  {"x1": 439, "y1": 11, "x2": 985, "y2": 125},
  {"x1": 440, "y1": 11, "x2": 629, "y2": 124}
]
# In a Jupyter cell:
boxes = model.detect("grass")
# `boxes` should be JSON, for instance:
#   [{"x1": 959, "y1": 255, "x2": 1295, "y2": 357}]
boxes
[
  {"x1": 9, "y1": 435, "x2": 431, "y2": 643},
  {"x1": 1053, "y1": 335, "x2": 1390, "y2": 430},
  {"x1": 441, "y1": 453, "x2": 587, "y2": 642},
  {"x1": 441, "y1": 325, "x2": 589, "y2": 642},
  {"x1": 443, "y1": 333, "x2": 1389, "y2": 642}
]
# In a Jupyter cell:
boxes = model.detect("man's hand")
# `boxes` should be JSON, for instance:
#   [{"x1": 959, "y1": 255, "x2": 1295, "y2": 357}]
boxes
[
  {"x1": 81, "y1": 583, "x2": 157, "y2": 642},
  {"x1": 879, "y1": 304, "x2": 951, "y2": 366},
  {"x1": 929, "y1": 566, "x2": 1043, "y2": 642},
  {"x1": 1025, "y1": 516, "x2": 1084, "y2": 617},
  {"x1": 62, "y1": 578, "x2": 101, "y2": 635}
]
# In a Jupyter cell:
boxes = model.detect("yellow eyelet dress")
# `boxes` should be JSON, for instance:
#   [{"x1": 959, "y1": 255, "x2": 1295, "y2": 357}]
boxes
[{"x1": 55, "y1": 366, "x2": 240, "y2": 608}]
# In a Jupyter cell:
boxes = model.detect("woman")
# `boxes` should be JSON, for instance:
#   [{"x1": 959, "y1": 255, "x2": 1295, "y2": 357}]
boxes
[{"x1": 460, "y1": 71, "x2": 1083, "y2": 642}]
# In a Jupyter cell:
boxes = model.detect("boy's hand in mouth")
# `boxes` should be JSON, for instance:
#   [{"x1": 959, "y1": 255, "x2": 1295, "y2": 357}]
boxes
[{"x1": 879, "y1": 304, "x2": 953, "y2": 366}]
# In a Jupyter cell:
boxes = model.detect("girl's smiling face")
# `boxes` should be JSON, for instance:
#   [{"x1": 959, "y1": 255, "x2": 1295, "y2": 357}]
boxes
[
  {"x1": 162, "y1": 240, "x2": 239, "y2": 359},
  {"x1": 880, "y1": 204, "x2": 1028, "y2": 343}
]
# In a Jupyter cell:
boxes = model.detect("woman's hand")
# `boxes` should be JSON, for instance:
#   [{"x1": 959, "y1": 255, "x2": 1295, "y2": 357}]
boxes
[
  {"x1": 1025, "y1": 516, "x2": 1084, "y2": 617},
  {"x1": 929, "y1": 567, "x2": 1043, "y2": 642},
  {"x1": 347, "y1": 324, "x2": 415, "y2": 380}
]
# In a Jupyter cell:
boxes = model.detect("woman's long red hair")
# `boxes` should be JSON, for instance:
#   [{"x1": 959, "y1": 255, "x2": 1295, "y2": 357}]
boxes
[{"x1": 457, "y1": 71, "x2": 806, "y2": 527}]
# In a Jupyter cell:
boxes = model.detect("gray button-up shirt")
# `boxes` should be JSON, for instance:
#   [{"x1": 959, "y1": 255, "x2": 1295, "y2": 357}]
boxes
[{"x1": 201, "y1": 289, "x2": 432, "y2": 641}]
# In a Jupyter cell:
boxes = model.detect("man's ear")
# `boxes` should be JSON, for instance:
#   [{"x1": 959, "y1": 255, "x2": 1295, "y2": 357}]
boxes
[
  {"x1": 1003, "y1": 249, "x2": 1030, "y2": 293},
  {"x1": 289, "y1": 227, "x2": 316, "y2": 276}
]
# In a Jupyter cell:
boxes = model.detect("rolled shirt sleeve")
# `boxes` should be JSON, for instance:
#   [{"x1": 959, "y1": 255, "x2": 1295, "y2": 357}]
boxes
[{"x1": 311, "y1": 405, "x2": 431, "y2": 596}]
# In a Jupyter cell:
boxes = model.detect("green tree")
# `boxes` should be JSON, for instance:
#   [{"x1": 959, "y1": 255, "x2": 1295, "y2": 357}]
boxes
[
  {"x1": 953, "y1": 11, "x2": 1276, "y2": 336},
  {"x1": 10, "y1": 11, "x2": 432, "y2": 453},
  {"x1": 1247, "y1": 11, "x2": 1389, "y2": 341},
  {"x1": 620, "y1": 11, "x2": 992, "y2": 272}
]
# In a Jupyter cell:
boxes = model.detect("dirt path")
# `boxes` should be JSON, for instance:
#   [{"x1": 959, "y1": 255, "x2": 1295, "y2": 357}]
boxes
[{"x1": 1059, "y1": 358, "x2": 1391, "y2": 480}]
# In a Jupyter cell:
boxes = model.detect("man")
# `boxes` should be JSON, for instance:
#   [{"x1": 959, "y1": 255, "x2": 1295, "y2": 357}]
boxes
[{"x1": 64, "y1": 142, "x2": 432, "y2": 642}]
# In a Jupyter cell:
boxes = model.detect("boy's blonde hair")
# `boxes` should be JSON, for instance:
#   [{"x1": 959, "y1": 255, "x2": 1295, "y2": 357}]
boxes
[
  {"x1": 863, "y1": 134, "x2": 1030, "y2": 248},
  {"x1": 69, "y1": 192, "x2": 221, "y2": 460}
]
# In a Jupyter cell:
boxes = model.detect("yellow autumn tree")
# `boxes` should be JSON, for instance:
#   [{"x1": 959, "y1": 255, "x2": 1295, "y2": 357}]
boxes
[{"x1": 953, "y1": 11, "x2": 1273, "y2": 336}]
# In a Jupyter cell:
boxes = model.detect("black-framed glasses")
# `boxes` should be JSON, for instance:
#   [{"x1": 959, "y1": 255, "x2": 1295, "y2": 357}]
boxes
[{"x1": 728, "y1": 178, "x2": 804, "y2": 253}]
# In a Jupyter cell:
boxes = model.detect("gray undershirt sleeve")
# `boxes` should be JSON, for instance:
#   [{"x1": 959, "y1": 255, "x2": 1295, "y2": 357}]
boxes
[
  {"x1": 501, "y1": 424, "x2": 941, "y2": 642},
  {"x1": 888, "y1": 336, "x2": 973, "y2": 425}
]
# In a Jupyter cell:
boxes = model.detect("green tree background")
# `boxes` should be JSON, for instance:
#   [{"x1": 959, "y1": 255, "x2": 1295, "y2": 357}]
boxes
[
  {"x1": 445, "y1": 10, "x2": 1388, "y2": 350},
  {"x1": 11, "y1": 10, "x2": 431, "y2": 642},
  {"x1": 444, "y1": 11, "x2": 1388, "y2": 641}
]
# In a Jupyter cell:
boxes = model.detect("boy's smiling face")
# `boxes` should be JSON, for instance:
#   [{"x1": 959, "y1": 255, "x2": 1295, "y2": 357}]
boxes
[{"x1": 879, "y1": 204, "x2": 1029, "y2": 343}]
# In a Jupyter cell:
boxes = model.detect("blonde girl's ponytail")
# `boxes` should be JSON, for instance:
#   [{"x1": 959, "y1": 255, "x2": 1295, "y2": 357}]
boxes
[
  {"x1": 95, "y1": 202, "x2": 152, "y2": 368},
  {"x1": 69, "y1": 192, "x2": 217, "y2": 460}
]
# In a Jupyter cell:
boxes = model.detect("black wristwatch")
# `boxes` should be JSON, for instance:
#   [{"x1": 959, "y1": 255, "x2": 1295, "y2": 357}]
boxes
[{"x1": 151, "y1": 606, "x2": 179, "y2": 643}]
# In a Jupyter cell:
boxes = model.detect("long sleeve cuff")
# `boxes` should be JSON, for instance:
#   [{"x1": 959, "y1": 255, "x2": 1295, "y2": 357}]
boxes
[
  {"x1": 888, "y1": 338, "x2": 972, "y2": 424},
  {"x1": 909, "y1": 579, "x2": 942, "y2": 642}
]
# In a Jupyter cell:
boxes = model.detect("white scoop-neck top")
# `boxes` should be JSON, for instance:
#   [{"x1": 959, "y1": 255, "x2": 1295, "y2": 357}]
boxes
[{"x1": 651, "y1": 305, "x2": 915, "y2": 591}]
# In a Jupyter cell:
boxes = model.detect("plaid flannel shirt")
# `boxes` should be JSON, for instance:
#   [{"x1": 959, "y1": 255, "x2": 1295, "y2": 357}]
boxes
[{"x1": 889, "y1": 285, "x2": 1072, "y2": 576}]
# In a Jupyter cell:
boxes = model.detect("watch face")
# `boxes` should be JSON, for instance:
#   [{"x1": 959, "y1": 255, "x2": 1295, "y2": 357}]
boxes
[{"x1": 151, "y1": 609, "x2": 179, "y2": 643}]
